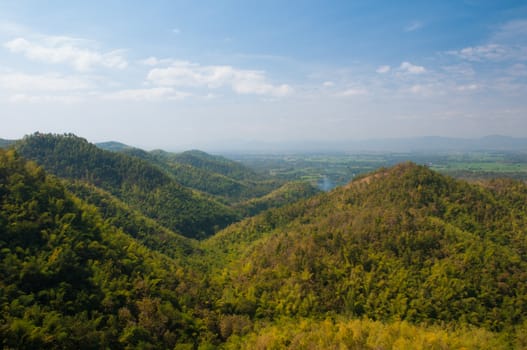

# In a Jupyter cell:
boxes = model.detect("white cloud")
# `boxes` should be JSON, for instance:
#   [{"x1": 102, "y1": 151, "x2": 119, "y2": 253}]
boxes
[
  {"x1": 142, "y1": 57, "x2": 161, "y2": 66},
  {"x1": 491, "y1": 19, "x2": 527, "y2": 45},
  {"x1": 399, "y1": 61, "x2": 426, "y2": 74},
  {"x1": 408, "y1": 84, "x2": 426, "y2": 94},
  {"x1": 404, "y1": 21, "x2": 423, "y2": 32},
  {"x1": 450, "y1": 44, "x2": 510, "y2": 61},
  {"x1": 449, "y1": 20, "x2": 527, "y2": 62},
  {"x1": 8, "y1": 93, "x2": 82, "y2": 104},
  {"x1": 323, "y1": 81, "x2": 335, "y2": 87},
  {"x1": 0, "y1": 72, "x2": 92, "y2": 91},
  {"x1": 456, "y1": 84, "x2": 479, "y2": 92},
  {"x1": 376, "y1": 65, "x2": 391, "y2": 74},
  {"x1": 140, "y1": 56, "x2": 177, "y2": 66},
  {"x1": 4, "y1": 36, "x2": 127, "y2": 71},
  {"x1": 103, "y1": 87, "x2": 191, "y2": 101},
  {"x1": 147, "y1": 61, "x2": 293, "y2": 96},
  {"x1": 338, "y1": 88, "x2": 367, "y2": 97}
]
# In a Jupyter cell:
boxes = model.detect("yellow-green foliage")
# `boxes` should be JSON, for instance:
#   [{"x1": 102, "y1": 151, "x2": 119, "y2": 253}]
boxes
[{"x1": 223, "y1": 317, "x2": 511, "y2": 350}]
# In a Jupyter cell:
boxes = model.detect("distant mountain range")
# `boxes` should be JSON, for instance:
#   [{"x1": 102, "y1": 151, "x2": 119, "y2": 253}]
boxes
[
  {"x1": 2, "y1": 135, "x2": 527, "y2": 153},
  {"x1": 201, "y1": 135, "x2": 527, "y2": 153}
]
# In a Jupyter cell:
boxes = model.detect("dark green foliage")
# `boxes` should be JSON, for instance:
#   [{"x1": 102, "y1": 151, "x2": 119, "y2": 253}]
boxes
[
  {"x1": 64, "y1": 180, "x2": 198, "y2": 259},
  {"x1": 160, "y1": 149, "x2": 260, "y2": 181},
  {"x1": 0, "y1": 149, "x2": 199, "y2": 349},
  {"x1": 149, "y1": 149, "x2": 285, "y2": 205},
  {"x1": 15, "y1": 133, "x2": 237, "y2": 239}
]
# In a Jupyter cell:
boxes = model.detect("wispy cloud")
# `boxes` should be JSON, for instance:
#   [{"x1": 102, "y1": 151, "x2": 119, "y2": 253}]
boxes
[
  {"x1": 147, "y1": 60, "x2": 293, "y2": 97},
  {"x1": 399, "y1": 61, "x2": 426, "y2": 74},
  {"x1": 0, "y1": 72, "x2": 93, "y2": 91},
  {"x1": 4, "y1": 35, "x2": 127, "y2": 71},
  {"x1": 8, "y1": 93, "x2": 83, "y2": 104},
  {"x1": 491, "y1": 19, "x2": 527, "y2": 45},
  {"x1": 103, "y1": 87, "x2": 191, "y2": 101},
  {"x1": 449, "y1": 19, "x2": 527, "y2": 62},
  {"x1": 449, "y1": 44, "x2": 511, "y2": 61},
  {"x1": 376, "y1": 65, "x2": 391, "y2": 74},
  {"x1": 455, "y1": 84, "x2": 480, "y2": 92},
  {"x1": 404, "y1": 21, "x2": 423, "y2": 32},
  {"x1": 337, "y1": 88, "x2": 367, "y2": 97}
]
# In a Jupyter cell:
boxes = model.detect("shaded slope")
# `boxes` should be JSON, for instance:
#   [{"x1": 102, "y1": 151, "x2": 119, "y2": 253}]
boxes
[
  {"x1": 235, "y1": 180, "x2": 320, "y2": 217},
  {"x1": 203, "y1": 163, "x2": 527, "y2": 331},
  {"x1": 15, "y1": 133, "x2": 237, "y2": 239},
  {"x1": 64, "y1": 180, "x2": 198, "y2": 259},
  {"x1": 150, "y1": 149, "x2": 284, "y2": 204},
  {"x1": 163, "y1": 149, "x2": 259, "y2": 181},
  {"x1": 0, "y1": 149, "x2": 200, "y2": 349}
]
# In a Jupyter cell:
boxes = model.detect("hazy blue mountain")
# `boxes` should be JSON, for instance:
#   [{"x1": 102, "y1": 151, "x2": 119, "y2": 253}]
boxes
[
  {"x1": 208, "y1": 135, "x2": 527, "y2": 153},
  {"x1": 0, "y1": 138, "x2": 16, "y2": 148},
  {"x1": 95, "y1": 141, "x2": 135, "y2": 152}
]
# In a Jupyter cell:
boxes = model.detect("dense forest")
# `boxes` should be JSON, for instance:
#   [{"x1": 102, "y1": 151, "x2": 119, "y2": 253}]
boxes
[
  {"x1": 2, "y1": 135, "x2": 527, "y2": 349},
  {"x1": 13, "y1": 134, "x2": 317, "y2": 240}
]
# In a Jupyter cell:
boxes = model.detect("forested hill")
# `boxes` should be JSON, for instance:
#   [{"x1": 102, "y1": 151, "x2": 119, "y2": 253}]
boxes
[
  {"x1": 98, "y1": 143, "x2": 309, "y2": 206},
  {"x1": 0, "y1": 149, "x2": 200, "y2": 348},
  {"x1": 145, "y1": 149, "x2": 286, "y2": 204},
  {"x1": 2, "y1": 151, "x2": 527, "y2": 348},
  {"x1": 156, "y1": 149, "x2": 260, "y2": 181},
  {"x1": 14, "y1": 133, "x2": 237, "y2": 239},
  {"x1": 202, "y1": 163, "x2": 527, "y2": 338}
]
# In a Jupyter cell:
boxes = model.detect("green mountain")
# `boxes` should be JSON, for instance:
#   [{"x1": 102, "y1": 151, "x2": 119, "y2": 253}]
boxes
[
  {"x1": 235, "y1": 180, "x2": 320, "y2": 217},
  {"x1": 63, "y1": 180, "x2": 197, "y2": 259},
  {"x1": 3, "y1": 147, "x2": 527, "y2": 348},
  {"x1": 149, "y1": 149, "x2": 284, "y2": 203},
  {"x1": 103, "y1": 144, "x2": 314, "y2": 211},
  {"x1": 0, "y1": 149, "x2": 200, "y2": 349},
  {"x1": 202, "y1": 163, "x2": 527, "y2": 334},
  {"x1": 159, "y1": 149, "x2": 260, "y2": 181},
  {"x1": 15, "y1": 133, "x2": 237, "y2": 239}
]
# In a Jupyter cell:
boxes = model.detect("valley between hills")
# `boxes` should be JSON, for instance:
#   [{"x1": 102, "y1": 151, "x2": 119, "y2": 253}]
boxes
[{"x1": 1, "y1": 133, "x2": 527, "y2": 349}]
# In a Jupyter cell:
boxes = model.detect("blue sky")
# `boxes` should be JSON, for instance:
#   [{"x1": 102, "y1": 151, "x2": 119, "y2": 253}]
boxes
[{"x1": 1, "y1": 0, "x2": 526, "y2": 150}]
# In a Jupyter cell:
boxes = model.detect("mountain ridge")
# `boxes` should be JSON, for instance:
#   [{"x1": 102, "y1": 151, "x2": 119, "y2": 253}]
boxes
[
  {"x1": 200, "y1": 162, "x2": 527, "y2": 333},
  {"x1": 14, "y1": 133, "x2": 238, "y2": 239}
]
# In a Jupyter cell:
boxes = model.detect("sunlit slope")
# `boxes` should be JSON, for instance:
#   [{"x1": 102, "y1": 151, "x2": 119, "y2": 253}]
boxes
[{"x1": 204, "y1": 163, "x2": 527, "y2": 331}]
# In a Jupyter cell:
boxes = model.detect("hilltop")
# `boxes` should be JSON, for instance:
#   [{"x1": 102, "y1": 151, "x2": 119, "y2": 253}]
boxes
[{"x1": 202, "y1": 163, "x2": 527, "y2": 337}]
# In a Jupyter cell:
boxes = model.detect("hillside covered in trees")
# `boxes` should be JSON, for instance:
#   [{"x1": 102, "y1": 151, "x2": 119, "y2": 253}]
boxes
[
  {"x1": 0, "y1": 149, "x2": 201, "y2": 348},
  {"x1": 13, "y1": 133, "x2": 317, "y2": 240},
  {"x1": 1, "y1": 141, "x2": 527, "y2": 349}
]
